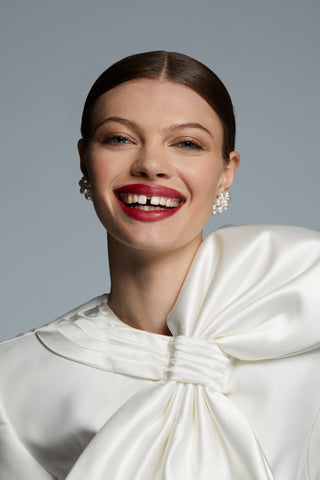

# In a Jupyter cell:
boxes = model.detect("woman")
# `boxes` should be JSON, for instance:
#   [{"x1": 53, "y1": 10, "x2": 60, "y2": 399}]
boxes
[{"x1": 0, "y1": 51, "x2": 319, "y2": 479}]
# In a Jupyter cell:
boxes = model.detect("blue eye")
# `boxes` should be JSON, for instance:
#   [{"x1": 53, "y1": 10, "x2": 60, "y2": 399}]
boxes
[
  {"x1": 103, "y1": 135, "x2": 131, "y2": 145},
  {"x1": 176, "y1": 140, "x2": 203, "y2": 150}
]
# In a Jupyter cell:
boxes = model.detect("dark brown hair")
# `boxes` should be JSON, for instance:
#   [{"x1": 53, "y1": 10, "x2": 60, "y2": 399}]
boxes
[{"x1": 81, "y1": 51, "x2": 236, "y2": 160}]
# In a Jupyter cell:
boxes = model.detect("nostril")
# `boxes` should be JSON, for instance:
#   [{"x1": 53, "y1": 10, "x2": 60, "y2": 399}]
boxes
[
  {"x1": 130, "y1": 153, "x2": 173, "y2": 180},
  {"x1": 131, "y1": 169, "x2": 169, "y2": 179}
]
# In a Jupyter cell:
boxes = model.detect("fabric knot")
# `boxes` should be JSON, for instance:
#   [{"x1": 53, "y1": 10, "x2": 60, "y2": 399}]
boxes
[{"x1": 165, "y1": 336, "x2": 231, "y2": 391}]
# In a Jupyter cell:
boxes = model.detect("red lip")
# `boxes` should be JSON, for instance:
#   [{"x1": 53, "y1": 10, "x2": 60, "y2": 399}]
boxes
[
  {"x1": 114, "y1": 183, "x2": 186, "y2": 200},
  {"x1": 114, "y1": 183, "x2": 185, "y2": 222}
]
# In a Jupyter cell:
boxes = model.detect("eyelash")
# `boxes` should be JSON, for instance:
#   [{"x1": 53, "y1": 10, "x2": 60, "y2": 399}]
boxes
[
  {"x1": 102, "y1": 135, "x2": 132, "y2": 145},
  {"x1": 101, "y1": 135, "x2": 203, "y2": 151},
  {"x1": 174, "y1": 140, "x2": 203, "y2": 150}
]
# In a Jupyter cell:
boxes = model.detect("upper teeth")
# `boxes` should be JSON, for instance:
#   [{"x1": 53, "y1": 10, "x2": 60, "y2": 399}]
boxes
[{"x1": 120, "y1": 193, "x2": 181, "y2": 208}]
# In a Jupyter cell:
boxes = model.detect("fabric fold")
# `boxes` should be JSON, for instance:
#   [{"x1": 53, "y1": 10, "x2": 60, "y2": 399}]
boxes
[{"x1": 34, "y1": 224, "x2": 320, "y2": 479}]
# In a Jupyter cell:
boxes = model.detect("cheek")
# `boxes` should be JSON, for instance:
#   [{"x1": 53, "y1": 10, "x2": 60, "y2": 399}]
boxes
[
  {"x1": 87, "y1": 156, "x2": 115, "y2": 189},
  {"x1": 91, "y1": 165, "x2": 109, "y2": 186},
  {"x1": 185, "y1": 162, "x2": 223, "y2": 202}
]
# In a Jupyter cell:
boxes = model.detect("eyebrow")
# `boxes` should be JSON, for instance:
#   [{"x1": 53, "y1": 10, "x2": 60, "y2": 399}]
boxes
[
  {"x1": 94, "y1": 116, "x2": 213, "y2": 138},
  {"x1": 94, "y1": 116, "x2": 139, "y2": 134},
  {"x1": 165, "y1": 122, "x2": 213, "y2": 138}
]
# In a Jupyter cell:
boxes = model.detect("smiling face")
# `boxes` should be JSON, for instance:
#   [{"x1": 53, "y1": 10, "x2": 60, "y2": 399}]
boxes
[{"x1": 79, "y1": 79, "x2": 239, "y2": 254}]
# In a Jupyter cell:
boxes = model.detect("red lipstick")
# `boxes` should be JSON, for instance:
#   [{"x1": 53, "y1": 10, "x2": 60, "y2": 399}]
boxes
[
  {"x1": 114, "y1": 183, "x2": 185, "y2": 222},
  {"x1": 115, "y1": 184, "x2": 185, "y2": 198}
]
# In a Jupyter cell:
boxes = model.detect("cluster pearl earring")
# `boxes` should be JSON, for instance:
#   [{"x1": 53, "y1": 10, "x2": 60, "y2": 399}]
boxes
[
  {"x1": 212, "y1": 191, "x2": 231, "y2": 215},
  {"x1": 79, "y1": 176, "x2": 93, "y2": 201}
]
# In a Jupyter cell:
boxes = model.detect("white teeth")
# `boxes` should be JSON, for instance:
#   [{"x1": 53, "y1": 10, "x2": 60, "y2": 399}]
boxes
[
  {"x1": 150, "y1": 196, "x2": 160, "y2": 206},
  {"x1": 120, "y1": 192, "x2": 183, "y2": 208},
  {"x1": 140, "y1": 205, "x2": 155, "y2": 211},
  {"x1": 138, "y1": 195, "x2": 147, "y2": 205},
  {"x1": 132, "y1": 205, "x2": 158, "y2": 211}
]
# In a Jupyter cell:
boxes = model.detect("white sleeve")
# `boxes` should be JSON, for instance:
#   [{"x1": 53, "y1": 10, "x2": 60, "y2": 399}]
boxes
[
  {"x1": 0, "y1": 402, "x2": 55, "y2": 479},
  {"x1": 308, "y1": 403, "x2": 320, "y2": 480}
]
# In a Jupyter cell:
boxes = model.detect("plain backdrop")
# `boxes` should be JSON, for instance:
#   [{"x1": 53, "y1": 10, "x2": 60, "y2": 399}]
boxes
[{"x1": 1, "y1": 0, "x2": 319, "y2": 340}]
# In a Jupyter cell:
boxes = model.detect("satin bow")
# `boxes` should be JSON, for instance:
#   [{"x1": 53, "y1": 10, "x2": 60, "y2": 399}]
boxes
[{"x1": 37, "y1": 225, "x2": 320, "y2": 479}]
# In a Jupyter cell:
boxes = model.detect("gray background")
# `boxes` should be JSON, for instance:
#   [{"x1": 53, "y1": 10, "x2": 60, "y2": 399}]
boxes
[{"x1": 1, "y1": 0, "x2": 319, "y2": 340}]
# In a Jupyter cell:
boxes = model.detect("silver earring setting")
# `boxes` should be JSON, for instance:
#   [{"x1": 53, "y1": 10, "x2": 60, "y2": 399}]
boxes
[
  {"x1": 79, "y1": 176, "x2": 93, "y2": 200},
  {"x1": 212, "y1": 191, "x2": 231, "y2": 215}
]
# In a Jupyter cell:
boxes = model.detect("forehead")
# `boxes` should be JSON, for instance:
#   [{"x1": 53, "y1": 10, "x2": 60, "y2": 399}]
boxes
[{"x1": 91, "y1": 79, "x2": 223, "y2": 136}]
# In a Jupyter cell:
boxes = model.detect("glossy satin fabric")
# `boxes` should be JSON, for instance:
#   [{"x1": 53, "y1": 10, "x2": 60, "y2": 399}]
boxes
[{"x1": 1, "y1": 225, "x2": 320, "y2": 479}]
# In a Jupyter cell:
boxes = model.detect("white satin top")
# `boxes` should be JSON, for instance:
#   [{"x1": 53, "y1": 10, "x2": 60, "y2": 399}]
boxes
[{"x1": 1, "y1": 225, "x2": 320, "y2": 479}]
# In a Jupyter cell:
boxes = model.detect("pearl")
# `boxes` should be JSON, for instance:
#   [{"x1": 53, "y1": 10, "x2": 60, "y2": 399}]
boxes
[{"x1": 212, "y1": 191, "x2": 231, "y2": 216}]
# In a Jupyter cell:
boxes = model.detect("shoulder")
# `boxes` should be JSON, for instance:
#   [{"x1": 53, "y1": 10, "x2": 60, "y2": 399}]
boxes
[
  {"x1": 0, "y1": 294, "x2": 109, "y2": 478},
  {"x1": 0, "y1": 293, "x2": 109, "y2": 430},
  {"x1": 192, "y1": 224, "x2": 320, "y2": 326},
  {"x1": 0, "y1": 293, "x2": 108, "y2": 371},
  {"x1": 207, "y1": 224, "x2": 320, "y2": 263},
  {"x1": 213, "y1": 223, "x2": 320, "y2": 243}
]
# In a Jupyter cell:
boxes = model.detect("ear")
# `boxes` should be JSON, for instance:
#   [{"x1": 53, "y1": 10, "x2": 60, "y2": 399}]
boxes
[
  {"x1": 218, "y1": 151, "x2": 240, "y2": 193},
  {"x1": 78, "y1": 139, "x2": 89, "y2": 178}
]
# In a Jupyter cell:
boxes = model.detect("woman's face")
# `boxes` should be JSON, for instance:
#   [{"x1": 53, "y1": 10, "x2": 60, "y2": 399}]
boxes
[{"x1": 79, "y1": 79, "x2": 239, "y2": 254}]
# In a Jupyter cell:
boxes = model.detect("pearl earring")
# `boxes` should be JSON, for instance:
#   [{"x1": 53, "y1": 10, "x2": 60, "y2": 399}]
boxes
[
  {"x1": 79, "y1": 176, "x2": 93, "y2": 200},
  {"x1": 212, "y1": 191, "x2": 231, "y2": 215}
]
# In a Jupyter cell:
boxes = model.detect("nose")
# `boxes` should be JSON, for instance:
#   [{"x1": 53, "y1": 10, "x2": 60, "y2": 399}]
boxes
[{"x1": 130, "y1": 144, "x2": 173, "y2": 180}]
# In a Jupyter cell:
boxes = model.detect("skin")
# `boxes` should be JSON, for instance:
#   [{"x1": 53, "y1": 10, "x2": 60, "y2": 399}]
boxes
[{"x1": 79, "y1": 79, "x2": 239, "y2": 335}]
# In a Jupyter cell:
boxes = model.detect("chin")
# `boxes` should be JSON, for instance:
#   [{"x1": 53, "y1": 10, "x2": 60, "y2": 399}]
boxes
[
  {"x1": 107, "y1": 226, "x2": 203, "y2": 256},
  {"x1": 112, "y1": 233, "x2": 180, "y2": 253}
]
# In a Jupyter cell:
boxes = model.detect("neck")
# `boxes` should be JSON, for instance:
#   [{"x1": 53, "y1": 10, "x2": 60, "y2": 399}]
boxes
[{"x1": 107, "y1": 235, "x2": 202, "y2": 335}]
